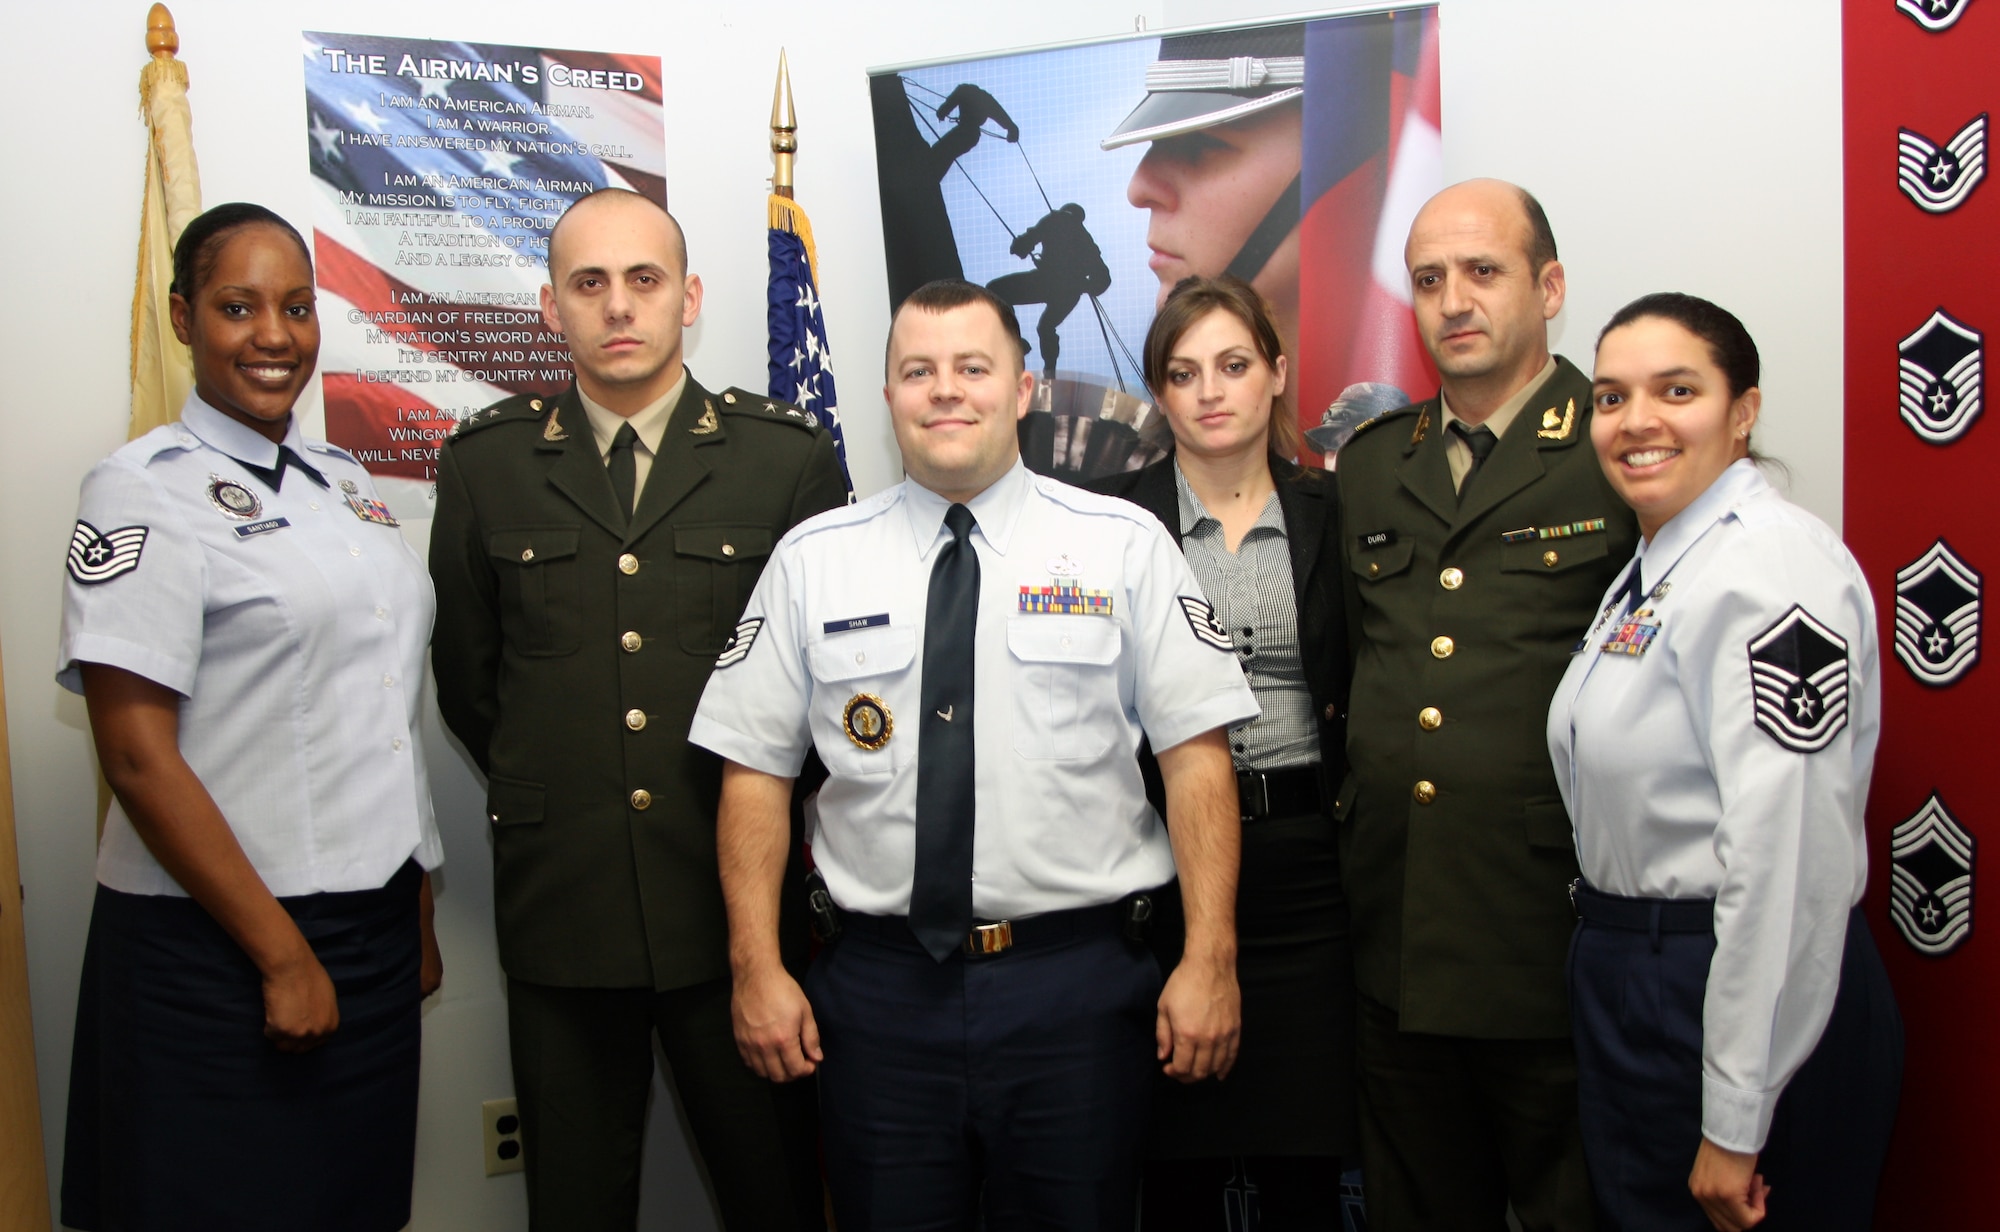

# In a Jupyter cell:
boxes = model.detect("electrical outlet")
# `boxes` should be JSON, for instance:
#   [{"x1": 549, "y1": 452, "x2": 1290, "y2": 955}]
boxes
[{"x1": 482, "y1": 1097, "x2": 525, "y2": 1177}]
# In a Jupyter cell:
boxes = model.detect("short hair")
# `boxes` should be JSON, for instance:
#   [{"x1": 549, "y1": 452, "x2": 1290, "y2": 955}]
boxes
[
  {"x1": 547, "y1": 188, "x2": 686, "y2": 279},
  {"x1": 1597, "y1": 291, "x2": 1760, "y2": 399},
  {"x1": 171, "y1": 202, "x2": 311, "y2": 299},
  {"x1": 1517, "y1": 187, "x2": 1558, "y2": 273},
  {"x1": 885, "y1": 279, "x2": 1029, "y2": 375},
  {"x1": 1142, "y1": 274, "x2": 1301, "y2": 460}
]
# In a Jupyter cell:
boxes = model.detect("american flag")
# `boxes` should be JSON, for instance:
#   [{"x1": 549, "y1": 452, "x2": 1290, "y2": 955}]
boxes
[
  {"x1": 1296, "y1": 9, "x2": 1442, "y2": 461},
  {"x1": 303, "y1": 32, "x2": 666, "y2": 481},
  {"x1": 768, "y1": 195, "x2": 854, "y2": 496}
]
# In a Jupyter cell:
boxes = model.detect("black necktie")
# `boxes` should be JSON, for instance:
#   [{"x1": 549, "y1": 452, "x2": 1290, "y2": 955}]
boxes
[
  {"x1": 1617, "y1": 563, "x2": 1647, "y2": 616},
  {"x1": 1448, "y1": 421, "x2": 1498, "y2": 501},
  {"x1": 607, "y1": 423, "x2": 639, "y2": 518},
  {"x1": 237, "y1": 445, "x2": 328, "y2": 494},
  {"x1": 911, "y1": 503, "x2": 980, "y2": 961}
]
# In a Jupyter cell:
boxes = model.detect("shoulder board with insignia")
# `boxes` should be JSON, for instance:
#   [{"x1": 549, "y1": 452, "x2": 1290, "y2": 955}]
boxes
[
  {"x1": 717, "y1": 387, "x2": 820, "y2": 431},
  {"x1": 1347, "y1": 403, "x2": 1421, "y2": 438},
  {"x1": 452, "y1": 395, "x2": 552, "y2": 439}
]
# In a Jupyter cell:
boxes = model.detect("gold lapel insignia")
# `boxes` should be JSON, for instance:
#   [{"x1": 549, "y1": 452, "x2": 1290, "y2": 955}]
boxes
[
  {"x1": 541, "y1": 408, "x2": 569, "y2": 442},
  {"x1": 1537, "y1": 398, "x2": 1576, "y2": 440},
  {"x1": 1410, "y1": 407, "x2": 1431, "y2": 445},
  {"x1": 692, "y1": 400, "x2": 720, "y2": 435}
]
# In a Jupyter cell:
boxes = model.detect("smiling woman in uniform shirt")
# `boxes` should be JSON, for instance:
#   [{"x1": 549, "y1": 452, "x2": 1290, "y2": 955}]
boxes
[
  {"x1": 57, "y1": 203, "x2": 442, "y2": 1232},
  {"x1": 1547, "y1": 293, "x2": 1901, "y2": 1232}
]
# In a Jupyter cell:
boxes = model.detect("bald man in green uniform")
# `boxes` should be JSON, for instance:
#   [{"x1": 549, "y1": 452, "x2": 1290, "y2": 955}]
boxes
[
  {"x1": 1334, "y1": 180, "x2": 1637, "y2": 1231},
  {"x1": 430, "y1": 189, "x2": 846, "y2": 1230}
]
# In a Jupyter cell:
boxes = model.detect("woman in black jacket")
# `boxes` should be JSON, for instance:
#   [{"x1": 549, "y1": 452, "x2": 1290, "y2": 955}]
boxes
[{"x1": 1089, "y1": 274, "x2": 1354, "y2": 1229}]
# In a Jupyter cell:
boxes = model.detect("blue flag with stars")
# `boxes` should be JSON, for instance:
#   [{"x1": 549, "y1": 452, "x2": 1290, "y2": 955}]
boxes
[{"x1": 768, "y1": 195, "x2": 853, "y2": 496}]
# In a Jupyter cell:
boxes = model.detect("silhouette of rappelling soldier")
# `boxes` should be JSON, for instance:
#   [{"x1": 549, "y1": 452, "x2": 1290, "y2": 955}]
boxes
[
  {"x1": 988, "y1": 203, "x2": 1113, "y2": 378},
  {"x1": 931, "y1": 84, "x2": 1019, "y2": 173}
]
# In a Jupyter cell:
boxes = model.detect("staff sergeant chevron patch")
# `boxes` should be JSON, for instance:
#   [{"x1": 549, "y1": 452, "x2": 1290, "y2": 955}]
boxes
[
  {"x1": 1747, "y1": 606, "x2": 1850, "y2": 752},
  {"x1": 1898, "y1": 114, "x2": 1987, "y2": 213},
  {"x1": 1890, "y1": 793, "x2": 1975, "y2": 957},
  {"x1": 1898, "y1": 308, "x2": 1984, "y2": 444},
  {"x1": 1896, "y1": 0, "x2": 1974, "y2": 32},
  {"x1": 66, "y1": 521, "x2": 149, "y2": 585},
  {"x1": 1895, "y1": 539, "x2": 1981, "y2": 686}
]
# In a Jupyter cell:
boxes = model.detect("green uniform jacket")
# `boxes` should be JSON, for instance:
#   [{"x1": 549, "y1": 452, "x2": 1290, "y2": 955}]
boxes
[
  {"x1": 430, "y1": 376, "x2": 847, "y2": 991},
  {"x1": 1335, "y1": 357, "x2": 1638, "y2": 1038}
]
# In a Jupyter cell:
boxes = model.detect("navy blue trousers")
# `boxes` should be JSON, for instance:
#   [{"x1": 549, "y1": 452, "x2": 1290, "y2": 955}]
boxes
[
  {"x1": 806, "y1": 914, "x2": 1162, "y2": 1232},
  {"x1": 1568, "y1": 893, "x2": 1903, "y2": 1232}
]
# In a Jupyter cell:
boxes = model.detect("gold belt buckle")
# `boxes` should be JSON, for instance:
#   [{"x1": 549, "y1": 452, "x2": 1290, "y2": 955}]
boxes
[{"x1": 965, "y1": 921, "x2": 1014, "y2": 955}]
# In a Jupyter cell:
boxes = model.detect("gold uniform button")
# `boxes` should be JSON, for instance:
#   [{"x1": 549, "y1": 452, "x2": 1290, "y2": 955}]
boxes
[
  {"x1": 1368, "y1": 562, "x2": 1381, "y2": 577},
  {"x1": 530, "y1": 399, "x2": 543, "y2": 412},
  {"x1": 1431, "y1": 635, "x2": 1455, "y2": 659},
  {"x1": 1418, "y1": 707, "x2": 1442, "y2": 730},
  {"x1": 630, "y1": 789, "x2": 652, "y2": 810},
  {"x1": 621, "y1": 631, "x2": 642, "y2": 652},
  {"x1": 1440, "y1": 567, "x2": 1463, "y2": 590},
  {"x1": 722, "y1": 543, "x2": 736, "y2": 558},
  {"x1": 618, "y1": 553, "x2": 639, "y2": 575},
  {"x1": 723, "y1": 391, "x2": 738, "y2": 404},
  {"x1": 520, "y1": 547, "x2": 535, "y2": 562},
  {"x1": 1543, "y1": 550, "x2": 1560, "y2": 567},
  {"x1": 1413, "y1": 780, "x2": 1437, "y2": 804},
  {"x1": 624, "y1": 708, "x2": 647, "y2": 731}
]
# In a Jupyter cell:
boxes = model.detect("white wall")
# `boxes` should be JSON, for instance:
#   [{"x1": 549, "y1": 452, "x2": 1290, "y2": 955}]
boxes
[{"x1": 2, "y1": 1, "x2": 1842, "y2": 1228}]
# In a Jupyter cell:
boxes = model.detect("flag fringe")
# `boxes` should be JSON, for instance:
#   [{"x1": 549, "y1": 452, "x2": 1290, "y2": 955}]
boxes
[{"x1": 769, "y1": 194, "x2": 822, "y2": 289}]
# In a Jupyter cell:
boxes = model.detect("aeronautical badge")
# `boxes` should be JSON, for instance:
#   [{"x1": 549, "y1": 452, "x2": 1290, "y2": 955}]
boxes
[
  {"x1": 1895, "y1": 539, "x2": 1981, "y2": 686},
  {"x1": 344, "y1": 492, "x2": 400, "y2": 527},
  {"x1": 842, "y1": 694, "x2": 892, "y2": 750},
  {"x1": 715, "y1": 617, "x2": 763, "y2": 668},
  {"x1": 1897, "y1": 0, "x2": 1973, "y2": 32},
  {"x1": 1898, "y1": 308, "x2": 1983, "y2": 444},
  {"x1": 1889, "y1": 793, "x2": 1975, "y2": 957},
  {"x1": 339, "y1": 478, "x2": 360, "y2": 495},
  {"x1": 1747, "y1": 606, "x2": 1850, "y2": 752},
  {"x1": 1897, "y1": 113, "x2": 1987, "y2": 213},
  {"x1": 206, "y1": 475, "x2": 262, "y2": 520},
  {"x1": 66, "y1": 521, "x2": 149, "y2": 585},
  {"x1": 1178, "y1": 596, "x2": 1233, "y2": 652}
]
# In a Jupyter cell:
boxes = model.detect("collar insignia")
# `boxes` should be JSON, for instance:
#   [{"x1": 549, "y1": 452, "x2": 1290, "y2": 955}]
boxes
[{"x1": 1537, "y1": 399, "x2": 1576, "y2": 440}]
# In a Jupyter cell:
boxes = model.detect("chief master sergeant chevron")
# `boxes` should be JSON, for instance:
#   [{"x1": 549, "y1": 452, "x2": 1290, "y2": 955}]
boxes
[
  {"x1": 1334, "y1": 179, "x2": 1638, "y2": 1231},
  {"x1": 428, "y1": 188, "x2": 846, "y2": 1232},
  {"x1": 690, "y1": 279, "x2": 1257, "y2": 1230}
]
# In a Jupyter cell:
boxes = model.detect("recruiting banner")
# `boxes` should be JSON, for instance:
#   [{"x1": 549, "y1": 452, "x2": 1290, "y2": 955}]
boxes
[
  {"x1": 1843, "y1": 1, "x2": 1997, "y2": 1221},
  {"x1": 303, "y1": 32, "x2": 665, "y2": 502},
  {"x1": 869, "y1": 7, "x2": 1439, "y2": 480}
]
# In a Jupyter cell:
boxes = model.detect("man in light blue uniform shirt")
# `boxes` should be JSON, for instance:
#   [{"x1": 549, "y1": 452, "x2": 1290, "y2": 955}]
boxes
[{"x1": 690, "y1": 280, "x2": 1256, "y2": 1230}]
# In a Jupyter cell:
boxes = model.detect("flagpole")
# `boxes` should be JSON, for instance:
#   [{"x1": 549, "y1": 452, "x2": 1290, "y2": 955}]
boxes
[{"x1": 770, "y1": 50, "x2": 796, "y2": 200}]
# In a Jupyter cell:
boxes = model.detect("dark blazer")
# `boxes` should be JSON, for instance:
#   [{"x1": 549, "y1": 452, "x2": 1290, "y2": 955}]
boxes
[
  {"x1": 1086, "y1": 453, "x2": 1350, "y2": 805},
  {"x1": 430, "y1": 375, "x2": 847, "y2": 991},
  {"x1": 1334, "y1": 357, "x2": 1639, "y2": 1038}
]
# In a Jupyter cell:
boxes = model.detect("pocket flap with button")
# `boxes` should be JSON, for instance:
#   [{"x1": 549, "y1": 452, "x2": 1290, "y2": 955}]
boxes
[
  {"x1": 1523, "y1": 797, "x2": 1575, "y2": 849},
  {"x1": 488, "y1": 527, "x2": 579, "y2": 565},
  {"x1": 674, "y1": 525, "x2": 773, "y2": 563},
  {"x1": 1006, "y1": 616, "x2": 1121, "y2": 665},
  {"x1": 808, "y1": 625, "x2": 918, "y2": 683},
  {"x1": 1501, "y1": 533, "x2": 1611, "y2": 574},
  {"x1": 487, "y1": 775, "x2": 545, "y2": 826},
  {"x1": 1352, "y1": 538, "x2": 1415, "y2": 582}
]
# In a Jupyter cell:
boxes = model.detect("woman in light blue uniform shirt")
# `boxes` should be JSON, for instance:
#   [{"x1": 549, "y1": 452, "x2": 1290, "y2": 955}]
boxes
[
  {"x1": 1547, "y1": 294, "x2": 1901, "y2": 1231},
  {"x1": 58, "y1": 203, "x2": 442, "y2": 1231}
]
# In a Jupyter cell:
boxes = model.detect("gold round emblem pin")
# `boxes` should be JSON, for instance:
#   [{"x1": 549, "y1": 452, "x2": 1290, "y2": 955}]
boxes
[{"x1": 843, "y1": 694, "x2": 893, "y2": 750}]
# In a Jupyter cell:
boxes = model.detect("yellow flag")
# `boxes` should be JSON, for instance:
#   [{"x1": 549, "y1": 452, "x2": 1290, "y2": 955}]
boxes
[
  {"x1": 0, "y1": 631, "x2": 53, "y2": 1231},
  {"x1": 130, "y1": 3, "x2": 202, "y2": 441}
]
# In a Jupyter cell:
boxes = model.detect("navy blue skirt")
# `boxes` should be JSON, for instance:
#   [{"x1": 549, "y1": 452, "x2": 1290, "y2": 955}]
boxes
[{"x1": 62, "y1": 860, "x2": 423, "y2": 1232}]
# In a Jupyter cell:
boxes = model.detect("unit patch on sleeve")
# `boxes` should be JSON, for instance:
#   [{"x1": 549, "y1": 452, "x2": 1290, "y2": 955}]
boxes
[
  {"x1": 1747, "y1": 606, "x2": 1850, "y2": 752},
  {"x1": 1889, "y1": 793, "x2": 1975, "y2": 957},
  {"x1": 1897, "y1": 308, "x2": 1983, "y2": 444},
  {"x1": 1897, "y1": 113, "x2": 1987, "y2": 213},
  {"x1": 1177, "y1": 596, "x2": 1234, "y2": 652},
  {"x1": 715, "y1": 618, "x2": 764, "y2": 669},
  {"x1": 1895, "y1": 539, "x2": 1981, "y2": 686},
  {"x1": 67, "y1": 521, "x2": 149, "y2": 585}
]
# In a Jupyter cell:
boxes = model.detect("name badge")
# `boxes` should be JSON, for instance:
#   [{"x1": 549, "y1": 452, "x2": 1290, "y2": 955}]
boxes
[
  {"x1": 823, "y1": 613, "x2": 890, "y2": 635},
  {"x1": 1359, "y1": 529, "x2": 1397, "y2": 549},
  {"x1": 232, "y1": 517, "x2": 291, "y2": 539}
]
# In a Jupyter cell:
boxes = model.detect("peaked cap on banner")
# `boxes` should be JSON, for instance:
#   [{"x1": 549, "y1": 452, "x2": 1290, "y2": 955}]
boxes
[{"x1": 1101, "y1": 24, "x2": 1306, "y2": 151}]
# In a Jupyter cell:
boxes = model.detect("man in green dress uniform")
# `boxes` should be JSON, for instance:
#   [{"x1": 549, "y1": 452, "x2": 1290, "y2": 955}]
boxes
[
  {"x1": 1335, "y1": 179, "x2": 1637, "y2": 1231},
  {"x1": 430, "y1": 189, "x2": 846, "y2": 1230}
]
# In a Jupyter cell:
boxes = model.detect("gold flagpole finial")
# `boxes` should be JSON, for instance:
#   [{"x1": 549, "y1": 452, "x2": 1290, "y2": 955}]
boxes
[
  {"x1": 770, "y1": 49, "x2": 796, "y2": 199},
  {"x1": 146, "y1": 3, "x2": 180, "y2": 58}
]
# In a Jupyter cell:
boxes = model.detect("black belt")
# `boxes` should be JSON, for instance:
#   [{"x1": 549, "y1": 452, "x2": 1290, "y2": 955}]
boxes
[
  {"x1": 1236, "y1": 766, "x2": 1321, "y2": 820},
  {"x1": 1571, "y1": 879, "x2": 1715, "y2": 933},
  {"x1": 840, "y1": 900, "x2": 1132, "y2": 958}
]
